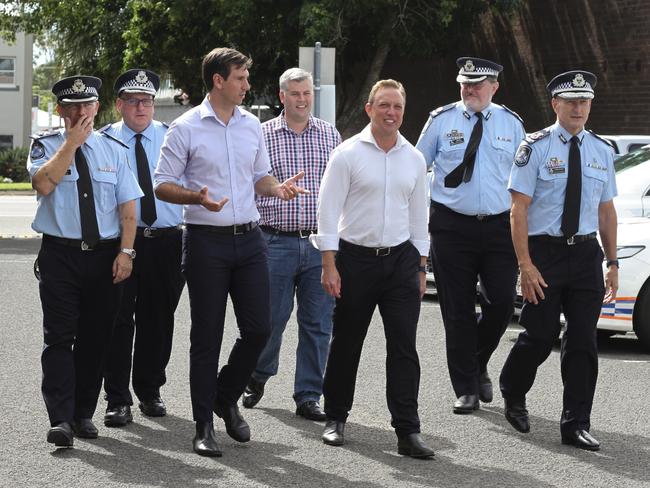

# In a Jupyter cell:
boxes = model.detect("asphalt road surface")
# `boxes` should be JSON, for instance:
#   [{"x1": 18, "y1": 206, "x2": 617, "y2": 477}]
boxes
[{"x1": 0, "y1": 238, "x2": 649, "y2": 488}]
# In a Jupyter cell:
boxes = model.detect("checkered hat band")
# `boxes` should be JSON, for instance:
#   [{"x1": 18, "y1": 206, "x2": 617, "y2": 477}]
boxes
[
  {"x1": 120, "y1": 79, "x2": 155, "y2": 91},
  {"x1": 459, "y1": 67, "x2": 500, "y2": 77},
  {"x1": 551, "y1": 81, "x2": 594, "y2": 96},
  {"x1": 57, "y1": 86, "x2": 99, "y2": 97}
]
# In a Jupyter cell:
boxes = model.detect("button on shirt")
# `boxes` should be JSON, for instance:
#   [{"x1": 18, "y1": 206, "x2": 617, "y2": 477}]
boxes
[
  {"x1": 310, "y1": 125, "x2": 429, "y2": 256},
  {"x1": 257, "y1": 112, "x2": 341, "y2": 231},
  {"x1": 154, "y1": 96, "x2": 271, "y2": 225},
  {"x1": 27, "y1": 130, "x2": 143, "y2": 239},
  {"x1": 416, "y1": 101, "x2": 525, "y2": 215},
  {"x1": 103, "y1": 120, "x2": 182, "y2": 228},
  {"x1": 509, "y1": 122, "x2": 617, "y2": 236}
]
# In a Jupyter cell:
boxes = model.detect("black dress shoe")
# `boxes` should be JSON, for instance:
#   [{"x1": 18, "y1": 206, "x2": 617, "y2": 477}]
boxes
[
  {"x1": 397, "y1": 433, "x2": 435, "y2": 459},
  {"x1": 322, "y1": 420, "x2": 345, "y2": 446},
  {"x1": 504, "y1": 399, "x2": 530, "y2": 433},
  {"x1": 139, "y1": 396, "x2": 166, "y2": 417},
  {"x1": 214, "y1": 402, "x2": 250, "y2": 442},
  {"x1": 478, "y1": 372, "x2": 493, "y2": 403},
  {"x1": 561, "y1": 429, "x2": 600, "y2": 451},
  {"x1": 104, "y1": 405, "x2": 133, "y2": 427},
  {"x1": 453, "y1": 394, "x2": 479, "y2": 414},
  {"x1": 296, "y1": 401, "x2": 327, "y2": 421},
  {"x1": 47, "y1": 422, "x2": 74, "y2": 447},
  {"x1": 72, "y1": 418, "x2": 98, "y2": 439},
  {"x1": 242, "y1": 378, "x2": 265, "y2": 409},
  {"x1": 193, "y1": 422, "x2": 223, "y2": 457}
]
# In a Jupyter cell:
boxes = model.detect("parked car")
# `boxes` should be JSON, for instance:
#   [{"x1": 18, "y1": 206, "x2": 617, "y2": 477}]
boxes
[
  {"x1": 612, "y1": 146, "x2": 650, "y2": 218},
  {"x1": 601, "y1": 135, "x2": 650, "y2": 157}
]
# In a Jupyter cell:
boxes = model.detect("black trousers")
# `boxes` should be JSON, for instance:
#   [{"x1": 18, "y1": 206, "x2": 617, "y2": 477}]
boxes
[
  {"x1": 500, "y1": 238, "x2": 604, "y2": 434},
  {"x1": 429, "y1": 202, "x2": 517, "y2": 397},
  {"x1": 323, "y1": 240, "x2": 422, "y2": 437},
  {"x1": 183, "y1": 226, "x2": 271, "y2": 422},
  {"x1": 103, "y1": 230, "x2": 185, "y2": 406},
  {"x1": 38, "y1": 238, "x2": 122, "y2": 426}
]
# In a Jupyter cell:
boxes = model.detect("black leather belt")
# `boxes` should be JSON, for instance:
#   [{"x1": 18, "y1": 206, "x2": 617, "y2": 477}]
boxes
[
  {"x1": 431, "y1": 201, "x2": 509, "y2": 221},
  {"x1": 137, "y1": 226, "x2": 181, "y2": 238},
  {"x1": 529, "y1": 232, "x2": 597, "y2": 246},
  {"x1": 339, "y1": 239, "x2": 409, "y2": 257},
  {"x1": 260, "y1": 225, "x2": 317, "y2": 238},
  {"x1": 186, "y1": 222, "x2": 258, "y2": 235},
  {"x1": 43, "y1": 234, "x2": 120, "y2": 251}
]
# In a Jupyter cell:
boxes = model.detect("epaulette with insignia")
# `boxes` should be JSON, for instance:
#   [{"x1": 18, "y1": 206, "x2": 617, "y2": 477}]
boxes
[
  {"x1": 161, "y1": 122, "x2": 169, "y2": 129},
  {"x1": 98, "y1": 123, "x2": 113, "y2": 134},
  {"x1": 30, "y1": 129, "x2": 60, "y2": 140},
  {"x1": 587, "y1": 130, "x2": 615, "y2": 150},
  {"x1": 525, "y1": 128, "x2": 551, "y2": 144},
  {"x1": 501, "y1": 105, "x2": 524, "y2": 125},
  {"x1": 99, "y1": 131, "x2": 128, "y2": 148},
  {"x1": 429, "y1": 102, "x2": 456, "y2": 119}
]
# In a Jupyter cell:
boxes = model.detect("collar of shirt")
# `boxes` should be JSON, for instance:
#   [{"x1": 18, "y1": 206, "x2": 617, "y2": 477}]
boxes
[
  {"x1": 358, "y1": 124, "x2": 406, "y2": 153},
  {"x1": 274, "y1": 110, "x2": 318, "y2": 135},
  {"x1": 63, "y1": 129, "x2": 99, "y2": 151},
  {"x1": 460, "y1": 101, "x2": 494, "y2": 121},
  {"x1": 198, "y1": 95, "x2": 244, "y2": 126},
  {"x1": 119, "y1": 120, "x2": 155, "y2": 144},
  {"x1": 555, "y1": 122, "x2": 586, "y2": 145}
]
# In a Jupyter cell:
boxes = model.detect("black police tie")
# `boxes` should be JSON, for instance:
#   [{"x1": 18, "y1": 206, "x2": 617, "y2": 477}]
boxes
[
  {"x1": 444, "y1": 111, "x2": 483, "y2": 188},
  {"x1": 561, "y1": 136, "x2": 582, "y2": 238},
  {"x1": 135, "y1": 133, "x2": 157, "y2": 226},
  {"x1": 75, "y1": 147, "x2": 100, "y2": 248}
]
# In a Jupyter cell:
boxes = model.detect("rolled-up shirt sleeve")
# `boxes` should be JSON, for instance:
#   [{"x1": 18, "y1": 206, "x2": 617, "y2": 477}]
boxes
[
  {"x1": 409, "y1": 154, "x2": 430, "y2": 256},
  {"x1": 309, "y1": 148, "x2": 349, "y2": 251},
  {"x1": 154, "y1": 121, "x2": 188, "y2": 189}
]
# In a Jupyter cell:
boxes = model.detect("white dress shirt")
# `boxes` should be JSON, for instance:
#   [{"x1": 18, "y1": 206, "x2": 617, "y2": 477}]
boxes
[
  {"x1": 154, "y1": 96, "x2": 271, "y2": 225},
  {"x1": 310, "y1": 125, "x2": 430, "y2": 256}
]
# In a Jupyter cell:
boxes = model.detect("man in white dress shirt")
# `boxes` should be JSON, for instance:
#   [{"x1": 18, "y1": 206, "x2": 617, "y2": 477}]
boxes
[{"x1": 310, "y1": 79, "x2": 434, "y2": 459}]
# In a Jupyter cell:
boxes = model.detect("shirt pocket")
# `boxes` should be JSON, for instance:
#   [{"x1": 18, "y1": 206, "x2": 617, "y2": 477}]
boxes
[
  {"x1": 583, "y1": 166, "x2": 608, "y2": 207},
  {"x1": 491, "y1": 138, "x2": 516, "y2": 166},
  {"x1": 436, "y1": 142, "x2": 466, "y2": 175},
  {"x1": 54, "y1": 171, "x2": 80, "y2": 209},
  {"x1": 92, "y1": 171, "x2": 118, "y2": 214},
  {"x1": 537, "y1": 165, "x2": 568, "y2": 192}
]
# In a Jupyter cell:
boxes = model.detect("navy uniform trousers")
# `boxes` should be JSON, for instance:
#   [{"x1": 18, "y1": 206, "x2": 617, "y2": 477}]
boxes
[
  {"x1": 39, "y1": 237, "x2": 122, "y2": 426},
  {"x1": 323, "y1": 240, "x2": 422, "y2": 437},
  {"x1": 103, "y1": 229, "x2": 185, "y2": 406},
  {"x1": 429, "y1": 202, "x2": 518, "y2": 397},
  {"x1": 500, "y1": 238, "x2": 604, "y2": 434},
  {"x1": 183, "y1": 225, "x2": 271, "y2": 423}
]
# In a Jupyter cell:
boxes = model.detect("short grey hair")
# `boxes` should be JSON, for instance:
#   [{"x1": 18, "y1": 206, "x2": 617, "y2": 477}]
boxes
[{"x1": 279, "y1": 68, "x2": 313, "y2": 92}]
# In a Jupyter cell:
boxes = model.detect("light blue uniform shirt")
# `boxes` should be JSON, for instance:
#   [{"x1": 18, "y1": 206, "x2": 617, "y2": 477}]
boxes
[
  {"x1": 416, "y1": 101, "x2": 526, "y2": 215},
  {"x1": 508, "y1": 122, "x2": 617, "y2": 236},
  {"x1": 154, "y1": 96, "x2": 271, "y2": 226},
  {"x1": 102, "y1": 120, "x2": 183, "y2": 228},
  {"x1": 27, "y1": 130, "x2": 143, "y2": 239}
]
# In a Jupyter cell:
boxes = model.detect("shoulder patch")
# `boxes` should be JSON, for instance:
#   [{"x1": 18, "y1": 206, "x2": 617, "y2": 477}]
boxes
[
  {"x1": 99, "y1": 131, "x2": 129, "y2": 148},
  {"x1": 429, "y1": 102, "x2": 456, "y2": 119},
  {"x1": 501, "y1": 104, "x2": 524, "y2": 125},
  {"x1": 514, "y1": 142, "x2": 532, "y2": 167},
  {"x1": 587, "y1": 130, "x2": 615, "y2": 150},
  {"x1": 30, "y1": 140, "x2": 46, "y2": 160},
  {"x1": 525, "y1": 129, "x2": 551, "y2": 144}
]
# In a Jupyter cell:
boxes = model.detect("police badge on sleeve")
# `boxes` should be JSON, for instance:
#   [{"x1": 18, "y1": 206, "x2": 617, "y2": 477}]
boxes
[
  {"x1": 30, "y1": 140, "x2": 45, "y2": 160},
  {"x1": 514, "y1": 144, "x2": 531, "y2": 167}
]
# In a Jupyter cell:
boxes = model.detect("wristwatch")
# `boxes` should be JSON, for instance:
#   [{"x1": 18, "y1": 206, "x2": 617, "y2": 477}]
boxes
[
  {"x1": 417, "y1": 265, "x2": 427, "y2": 274},
  {"x1": 606, "y1": 259, "x2": 619, "y2": 268},
  {"x1": 120, "y1": 248, "x2": 137, "y2": 260}
]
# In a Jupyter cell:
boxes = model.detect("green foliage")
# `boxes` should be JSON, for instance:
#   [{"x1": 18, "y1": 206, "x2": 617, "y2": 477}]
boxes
[{"x1": 0, "y1": 147, "x2": 30, "y2": 183}]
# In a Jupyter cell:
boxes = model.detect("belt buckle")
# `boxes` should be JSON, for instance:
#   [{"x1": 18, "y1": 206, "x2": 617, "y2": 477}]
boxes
[
  {"x1": 298, "y1": 229, "x2": 311, "y2": 239},
  {"x1": 233, "y1": 224, "x2": 245, "y2": 236},
  {"x1": 376, "y1": 247, "x2": 391, "y2": 257},
  {"x1": 81, "y1": 241, "x2": 91, "y2": 251},
  {"x1": 143, "y1": 227, "x2": 153, "y2": 238},
  {"x1": 566, "y1": 236, "x2": 576, "y2": 246}
]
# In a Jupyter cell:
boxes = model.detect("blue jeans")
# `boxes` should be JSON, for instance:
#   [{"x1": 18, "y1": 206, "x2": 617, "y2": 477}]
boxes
[{"x1": 252, "y1": 231, "x2": 334, "y2": 405}]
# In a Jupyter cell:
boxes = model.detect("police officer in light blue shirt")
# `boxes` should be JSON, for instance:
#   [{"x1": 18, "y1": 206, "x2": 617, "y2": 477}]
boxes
[
  {"x1": 416, "y1": 57, "x2": 525, "y2": 415},
  {"x1": 100, "y1": 69, "x2": 185, "y2": 429},
  {"x1": 27, "y1": 75, "x2": 142, "y2": 448},
  {"x1": 500, "y1": 70, "x2": 618, "y2": 452}
]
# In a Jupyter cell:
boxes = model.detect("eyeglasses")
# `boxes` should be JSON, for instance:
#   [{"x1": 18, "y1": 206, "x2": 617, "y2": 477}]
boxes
[{"x1": 120, "y1": 97, "x2": 154, "y2": 107}]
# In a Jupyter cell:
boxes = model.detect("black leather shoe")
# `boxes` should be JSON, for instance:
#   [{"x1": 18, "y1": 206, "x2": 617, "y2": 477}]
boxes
[
  {"x1": 397, "y1": 433, "x2": 435, "y2": 459},
  {"x1": 193, "y1": 422, "x2": 223, "y2": 457},
  {"x1": 214, "y1": 402, "x2": 250, "y2": 442},
  {"x1": 478, "y1": 372, "x2": 493, "y2": 403},
  {"x1": 296, "y1": 401, "x2": 327, "y2": 421},
  {"x1": 504, "y1": 399, "x2": 530, "y2": 433},
  {"x1": 561, "y1": 429, "x2": 600, "y2": 451},
  {"x1": 72, "y1": 418, "x2": 98, "y2": 439},
  {"x1": 242, "y1": 378, "x2": 265, "y2": 409},
  {"x1": 453, "y1": 394, "x2": 479, "y2": 414},
  {"x1": 104, "y1": 405, "x2": 133, "y2": 427},
  {"x1": 47, "y1": 422, "x2": 74, "y2": 447},
  {"x1": 139, "y1": 396, "x2": 166, "y2": 417},
  {"x1": 322, "y1": 420, "x2": 345, "y2": 446}
]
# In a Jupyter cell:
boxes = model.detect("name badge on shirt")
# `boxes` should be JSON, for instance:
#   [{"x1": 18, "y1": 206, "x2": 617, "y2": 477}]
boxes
[
  {"x1": 586, "y1": 160, "x2": 607, "y2": 171},
  {"x1": 98, "y1": 167, "x2": 117, "y2": 173},
  {"x1": 65, "y1": 168, "x2": 72, "y2": 175},
  {"x1": 496, "y1": 135, "x2": 512, "y2": 142},
  {"x1": 446, "y1": 129, "x2": 464, "y2": 146},
  {"x1": 546, "y1": 157, "x2": 565, "y2": 175}
]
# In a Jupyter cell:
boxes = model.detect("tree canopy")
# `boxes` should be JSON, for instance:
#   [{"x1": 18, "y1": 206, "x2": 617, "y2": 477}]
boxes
[{"x1": 1, "y1": 0, "x2": 521, "y2": 133}]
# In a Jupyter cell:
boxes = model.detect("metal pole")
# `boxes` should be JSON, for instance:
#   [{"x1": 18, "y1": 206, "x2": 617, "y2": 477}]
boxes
[{"x1": 314, "y1": 41, "x2": 321, "y2": 118}]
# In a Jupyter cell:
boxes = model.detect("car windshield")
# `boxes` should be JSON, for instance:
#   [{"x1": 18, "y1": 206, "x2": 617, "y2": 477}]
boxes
[{"x1": 615, "y1": 145, "x2": 650, "y2": 173}]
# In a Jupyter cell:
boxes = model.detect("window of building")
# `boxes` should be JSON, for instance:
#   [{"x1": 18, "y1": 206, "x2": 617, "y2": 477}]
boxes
[
  {"x1": 0, "y1": 58, "x2": 15, "y2": 85},
  {"x1": 0, "y1": 135, "x2": 13, "y2": 150}
]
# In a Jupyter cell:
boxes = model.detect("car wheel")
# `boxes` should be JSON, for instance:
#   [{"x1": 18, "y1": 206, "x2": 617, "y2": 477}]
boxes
[{"x1": 633, "y1": 283, "x2": 650, "y2": 352}]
